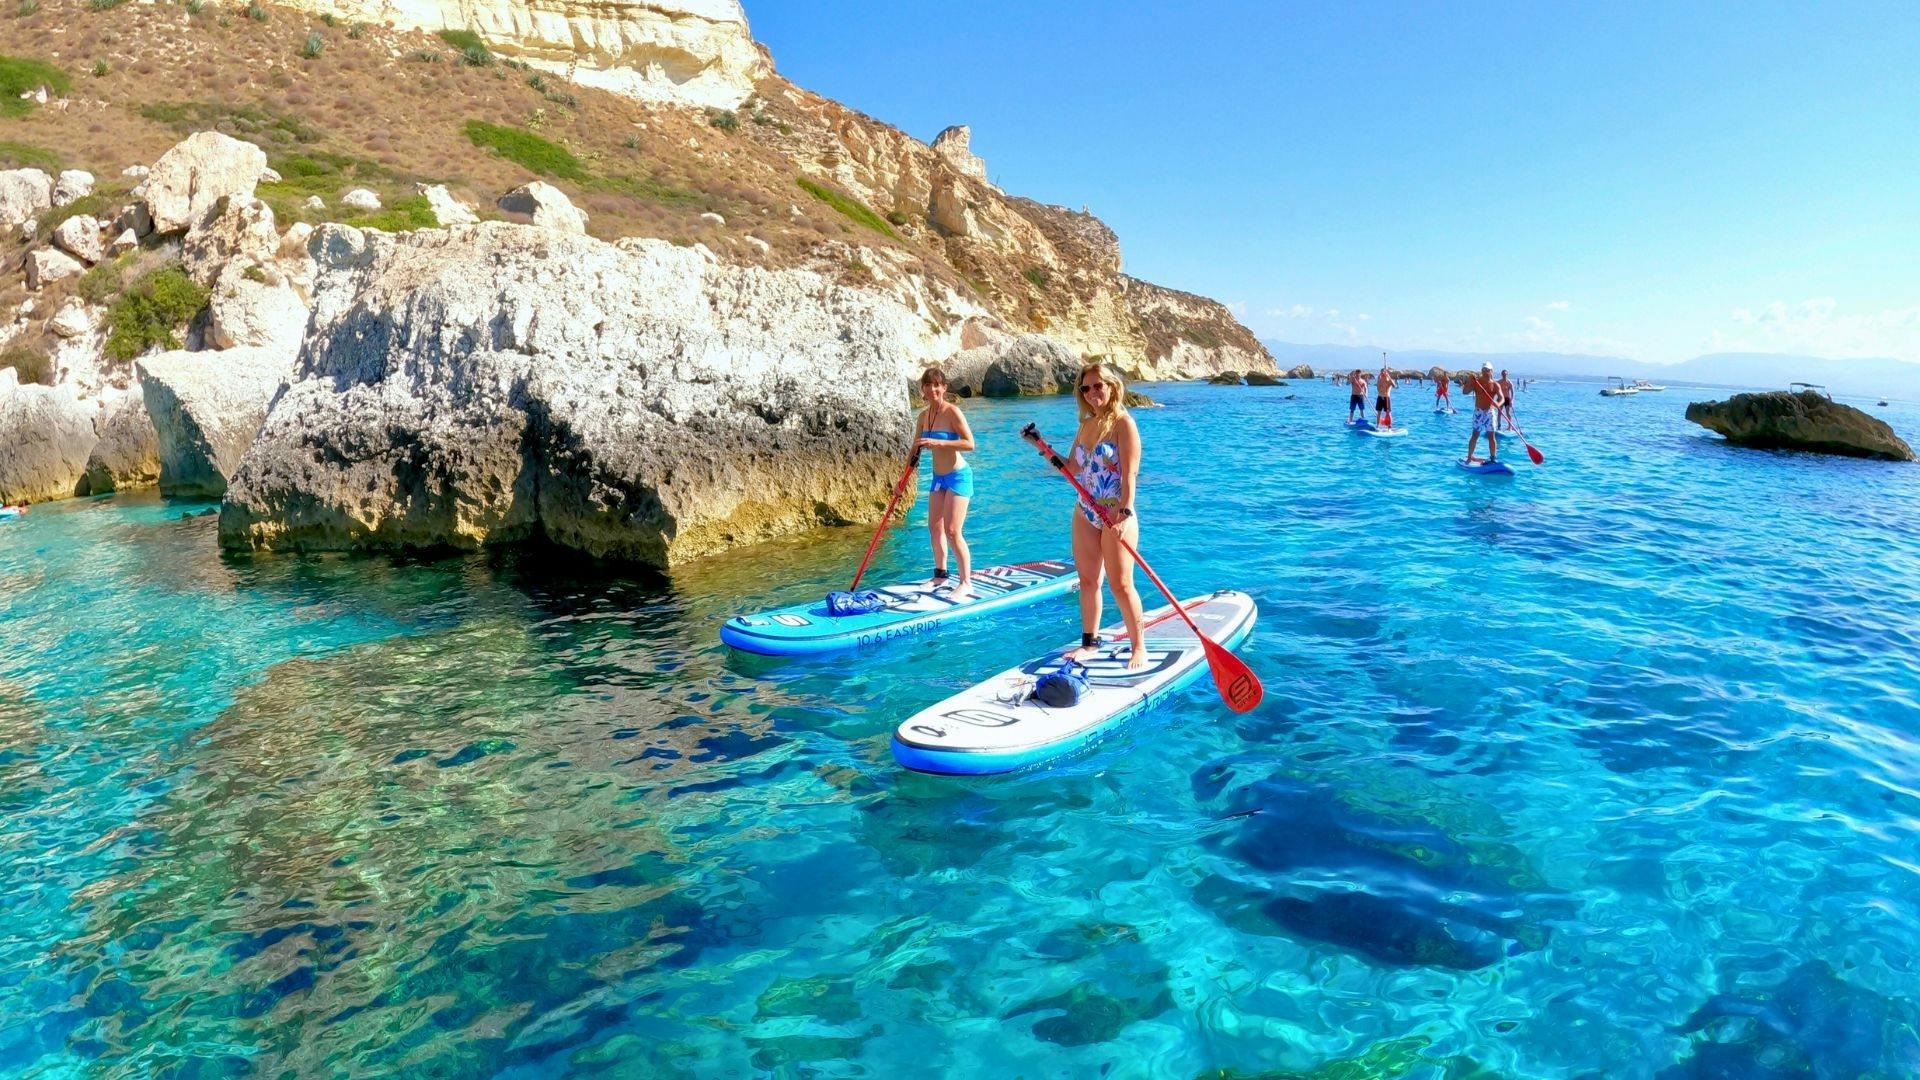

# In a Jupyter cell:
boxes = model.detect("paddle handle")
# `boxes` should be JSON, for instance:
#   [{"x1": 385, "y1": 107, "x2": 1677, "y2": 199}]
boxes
[{"x1": 849, "y1": 448, "x2": 920, "y2": 591}]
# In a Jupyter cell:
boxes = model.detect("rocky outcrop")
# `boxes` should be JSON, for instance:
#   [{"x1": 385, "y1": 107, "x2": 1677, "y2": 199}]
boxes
[
  {"x1": 276, "y1": 0, "x2": 768, "y2": 109},
  {"x1": 139, "y1": 347, "x2": 291, "y2": 497},
  {"x1": 204, "y1": 257, "x2": 310, "y2": 354},
  {"x1": 78, "y1": 389, "x2": 160, "y2": 495},
  {"x1": 0, "y1": 379, "x2": 95, "y2": 503},
  {"x1": 1686, "y1": 390, "x2": 1915, "y2": 462},
  {"x1": 52, "y1": 170, "x2": 94, "y2": 207},
  {"x1": 1285, "y1": 364, "x2": 1315, "y2": 380},
  {"x1": 143, "y1": 132, "x2": 269, "y2": 235},
  {"x1": 221, "y1": 223, "x2": 924, "y2": 567},
  {"x1": 419, "y1": 184, "x2": 479, "y2": 226},
  {"x1": 931, "y1": 125, "x2": 988, "y2": 181},
  {"x1": 498, "y1": 182, "x2": 587, "y2": 234},
  {"x1": 942, "y1": 333, "x2": 1078, "y2": 397},
  {"x1": 1244, "y1": 371, "x2": 1282, "y2": 386},
  {"x1": 182, "y1": 197, "x2": 282, "y2": 283},
  {"x1": 26, "y1": 248, "x2": 84, "y2": 290},
  {"x1": 52, "y1": 215, "x2": 104, "y2": 265},
  {"x1": 1123, "y1": 277, "x2": 1275, "y2": 381},
  {"x1": 0, "y1": 169, "x2": 52, "y2": 227},
  {"x1": 342, "y1": 188, "x2": 382, "y2": 213}
]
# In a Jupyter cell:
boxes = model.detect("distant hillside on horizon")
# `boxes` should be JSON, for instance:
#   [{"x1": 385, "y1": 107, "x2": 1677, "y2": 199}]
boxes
[{"x1": 1262, "y1": 341, "x2": 1920, "y2": 400}]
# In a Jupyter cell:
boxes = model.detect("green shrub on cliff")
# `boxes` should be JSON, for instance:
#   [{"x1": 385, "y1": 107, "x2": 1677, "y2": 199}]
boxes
[
  {"x1": 0, "y1": 54, "x2": 69, "y2": 118},
  {"x1": 463, "y1": 120, "x2": 583, "y2": 180},
  {"x1": 795, "y1": 177, "x2": 897, "y2": 239},
  {"x1": 105, "y1": 266, "x2": 209, "y2": 364},
  {"x1": 344, "y1": 194, "x2": 437, "y2": 232}
]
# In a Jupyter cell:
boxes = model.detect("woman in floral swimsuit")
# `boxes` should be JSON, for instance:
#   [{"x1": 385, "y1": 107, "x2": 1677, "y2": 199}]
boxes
[{"x1": 1064, "y1": 362, "x2": 1148, "y2": 670}]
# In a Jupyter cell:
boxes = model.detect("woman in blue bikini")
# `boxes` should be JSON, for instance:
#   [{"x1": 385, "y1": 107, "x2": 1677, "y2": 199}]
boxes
[
  {"x1": 1065, "y1": 362, "x2": 1147, "y2": 669},
  {"x1": 914, "y1": 367, "x2": 976, "y2": 596}
]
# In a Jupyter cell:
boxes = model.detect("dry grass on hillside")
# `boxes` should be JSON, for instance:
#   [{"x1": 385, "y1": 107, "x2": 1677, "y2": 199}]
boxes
[{"x1": 0, "y1": 0, "x2": 945, "y2": 268}]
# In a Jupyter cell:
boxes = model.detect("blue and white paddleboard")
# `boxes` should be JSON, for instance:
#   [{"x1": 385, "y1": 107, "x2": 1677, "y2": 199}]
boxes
[
  {"x1": 890, "y1": 590, "x2": 1258, "y2": 775},
  {"x1": 1457, "y1": 459, "x2": 1515, "y2": 475},
  {"x1": 0, "y1": 507, "x2": 19, "y2": 521},
  {"x1": 720, "y1": 559, "x2": 1076, "y2": 656},
  {"x1": 1358, "y1": 426, "x2": 1407, "y2": 438},
  {"x1": 1433, "y1": 407, "x2": 1457, "y2": 414},
  {"x1": 1347, "y1": 419, "x2": 1375, "y2": 431}
]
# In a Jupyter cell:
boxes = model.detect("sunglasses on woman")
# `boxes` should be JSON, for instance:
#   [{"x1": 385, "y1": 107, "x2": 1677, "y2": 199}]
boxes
[{"x1": 1079, "y1": 381, "x2": 1107, "y2": 393}]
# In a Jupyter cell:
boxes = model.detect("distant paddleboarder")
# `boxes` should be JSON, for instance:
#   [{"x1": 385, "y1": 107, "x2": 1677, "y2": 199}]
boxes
[
  {"x1": 1375, "y1": 356, "x2": 1397, "y2": 429},
  {"x1": 1463, "y1": 362, "x2": 1506, "y2": 464},
  {"x1": 1347, "y1": 369, "x2": 1367, "y2": 423},
  {"x1": 1435, "y1": 373, "x2": 1453, "y2": 412},
  {"x1": 913, "y1": 367, "x2": 976, "y2": 597},
  {"x1": 1498, "y1": 369, "x2": 1516, "y2": 430}
]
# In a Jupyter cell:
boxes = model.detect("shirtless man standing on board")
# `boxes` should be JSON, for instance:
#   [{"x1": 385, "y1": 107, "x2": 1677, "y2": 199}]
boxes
[
  {"x1": 1375, "y1": 356, "x2": 1397, "y2": 429},
  {"x1": 1497, "y1": 369, "x2": 1516, "y2": 430},
  {"x1": 1347, "y1": 369, "x2": 1368, "y2": 423},
  {"x1": 1463, "y1": 362, "x2": 1506, "y2": 464}
]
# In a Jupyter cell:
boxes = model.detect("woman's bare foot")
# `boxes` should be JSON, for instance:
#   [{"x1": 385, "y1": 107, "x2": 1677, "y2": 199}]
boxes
[
  {"x1": 1125, "y1": 647, "x2": 1149, "y2": 670},
  {"x1": 1066, "y1": 644, "x2": 1098, "y2": 661}
]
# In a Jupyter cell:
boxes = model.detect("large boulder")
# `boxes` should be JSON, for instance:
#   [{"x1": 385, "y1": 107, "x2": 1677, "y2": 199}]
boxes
[
  {"x1": 143, "y1": 132, "x2": 269, "y2": 235},
  {"x1": 938, "y1": 333, "x2": 1079, "y2": 397},
  {"x1": 497, "y1": 181, "x2": 587, "y2": 235},
  {"x1": 0, "y1": 169, "x2": 52, "y2": 228},
  {"x1": 182, "y1": 197, "x2": 280, "y2": 283},
  {"x1": 25, "y1": 248, "x2": 85, "y2": 290},
  {"x1": 206, "y1": 261, "x2": 310, "y2": 353},
  {"x1": 419, "y1": 183, "x2": 478, "y2": 226},
  {"x1": 52, "y1": 215, "x2": 104, "y2": 265},
  {"x1": 1284, "y1": 364, "x2": 1315, "y2": 380},
  {"x1": 0, "y1": 380, "x2": 96, "y2": 503},
  {"x1": 78, "y1": 389, "x2": 160, "y2": 495},
  {"x1": 221, "y1": 223, "x2": 922, "y2": 567},
  {"x1": 1245, "y1": 370, "x2": 1282, "y2": 386},
  {"x1": 52, "y1": 170, "x2": 95, "y2": 208},
  {"x1": 138, "y1": 346, "x2": 291, "y2": 497},
  {"x1": 1686, "y1": 390, "x2": 1915, "y2": 462}
]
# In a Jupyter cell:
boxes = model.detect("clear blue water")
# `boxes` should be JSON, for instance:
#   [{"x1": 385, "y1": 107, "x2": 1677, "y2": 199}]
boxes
[{"x1": 2, "y1": 380, "x2": 1918, "y2": 1078}]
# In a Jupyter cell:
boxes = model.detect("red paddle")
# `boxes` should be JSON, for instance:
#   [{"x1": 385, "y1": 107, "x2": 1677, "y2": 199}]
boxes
[
  {"x1": 1504, "y1": 418, "x2": 1546, "y2": 465},
  {"x1": 1020, "y1": 424, "x2": 1263, "y2": 713},
  {"x1": 848, "y1": 448, "x2": 920, "y2": 591}
]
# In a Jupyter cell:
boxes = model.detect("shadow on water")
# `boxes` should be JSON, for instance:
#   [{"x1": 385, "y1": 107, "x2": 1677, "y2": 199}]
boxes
[
  {"x1": 1659, "y1": 961, "x2": 1920, "y2": 1079},
  {"x1": 1187, "y1": 770, "x2": 1568, "y2": 972}
]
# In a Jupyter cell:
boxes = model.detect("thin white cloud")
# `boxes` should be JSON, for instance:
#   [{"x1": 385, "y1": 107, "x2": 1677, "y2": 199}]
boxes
[
  {"x1": 1545, "y1": 299, "x2": 1573, "y2": 312},
  {"x1": 1711, "y1": 298, "x2": 1920, "y2": 359}
]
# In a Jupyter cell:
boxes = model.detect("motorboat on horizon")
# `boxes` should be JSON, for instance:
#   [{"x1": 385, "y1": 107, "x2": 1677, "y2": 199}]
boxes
[{"x1": 1600, "y1": 376, "x2": 1640, "y2": 397}]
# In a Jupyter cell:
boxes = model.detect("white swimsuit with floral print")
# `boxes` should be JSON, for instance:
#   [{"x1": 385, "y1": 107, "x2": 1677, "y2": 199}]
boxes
[{"x1": 1073, "y1": 440, "x2": 1124, "y2": 529}]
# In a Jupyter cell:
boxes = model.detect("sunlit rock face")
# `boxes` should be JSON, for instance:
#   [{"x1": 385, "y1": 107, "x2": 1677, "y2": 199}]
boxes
[{"x1": 282, "y1": 0, "x2": 769, "y2": 109}]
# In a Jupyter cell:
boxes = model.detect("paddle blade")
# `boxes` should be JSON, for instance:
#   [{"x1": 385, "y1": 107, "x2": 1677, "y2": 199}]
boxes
[
  {"x1": 1525, "y1": 442, "x2": 1545, "y2": 465},
  {"x1": 1202, "y1": 637, "x2": 1263, "y2": 713}
]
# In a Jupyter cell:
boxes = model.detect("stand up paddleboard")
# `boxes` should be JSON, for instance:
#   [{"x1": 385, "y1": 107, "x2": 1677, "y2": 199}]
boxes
[
  {"x1": 1458, "y1": 459, "x2": 1515, "y2": 475},
  {"x1": 0, "y1": 508, "x2": 19, "y2": 521},
  {"x1": 1433, "y1": 407, "x2": 1457, "y2": 414},
  {"x1": 1358, "y1": 426, "x2": 1407, "y2": 438},
  {"x1": 891, "y1": 590, "x2": 1258, "y2": 775},
  {"x1": 720, "y1": 560, "x2": 1076, "y2": 656}
]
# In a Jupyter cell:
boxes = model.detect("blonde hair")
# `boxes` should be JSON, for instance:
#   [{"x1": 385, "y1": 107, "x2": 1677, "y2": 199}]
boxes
[{"x1": 1076, "y1": 361, "x2": 1128, "y2": 443}]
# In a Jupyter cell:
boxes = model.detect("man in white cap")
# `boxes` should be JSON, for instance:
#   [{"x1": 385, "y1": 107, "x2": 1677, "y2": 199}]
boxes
[{"x1": 1463, "y1": 362, "x2": 1506, "y2": 463}]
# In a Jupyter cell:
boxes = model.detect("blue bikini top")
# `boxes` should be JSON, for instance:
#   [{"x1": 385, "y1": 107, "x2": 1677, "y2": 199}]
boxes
[{"x1": 923, "y1": 430, "x2": 960, "y2": 442}]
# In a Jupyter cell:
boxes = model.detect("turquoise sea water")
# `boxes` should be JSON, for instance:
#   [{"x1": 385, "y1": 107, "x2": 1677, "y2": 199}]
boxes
[{"x1": 2, "y1": 380, "x2": 1918, "y2": 1078}]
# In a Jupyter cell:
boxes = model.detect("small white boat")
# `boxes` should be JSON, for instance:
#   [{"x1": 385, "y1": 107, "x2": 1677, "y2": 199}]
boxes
[
  {"x1": 1632, "y1": 380, "x2": 1666, "y2": 392},
  {"x1": 1600, "y1": 376, "x2": 1640, "y2": 397}
]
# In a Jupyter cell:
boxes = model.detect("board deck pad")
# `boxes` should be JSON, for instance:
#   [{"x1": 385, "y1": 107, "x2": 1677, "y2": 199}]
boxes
[
  {"x1": 891, "y1": 591, "x2": 1258, "y2": 775},
  {"x1": 1458, "y1": 459, "x2": 1516, "y2": 475},
  {"x1": 720, "y1": 559, "x2": 1076, "y2": 656}
]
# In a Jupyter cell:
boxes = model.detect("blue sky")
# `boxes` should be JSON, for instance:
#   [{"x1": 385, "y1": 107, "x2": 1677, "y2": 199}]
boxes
[{"x1": 748, "y1": 2, "x2": 1920, "y2": 363}]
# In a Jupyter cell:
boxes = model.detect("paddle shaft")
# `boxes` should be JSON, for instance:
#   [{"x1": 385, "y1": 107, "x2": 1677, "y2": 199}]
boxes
[{"x1": 849, "y1": 448, "x2": 920, "y2": 591}]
